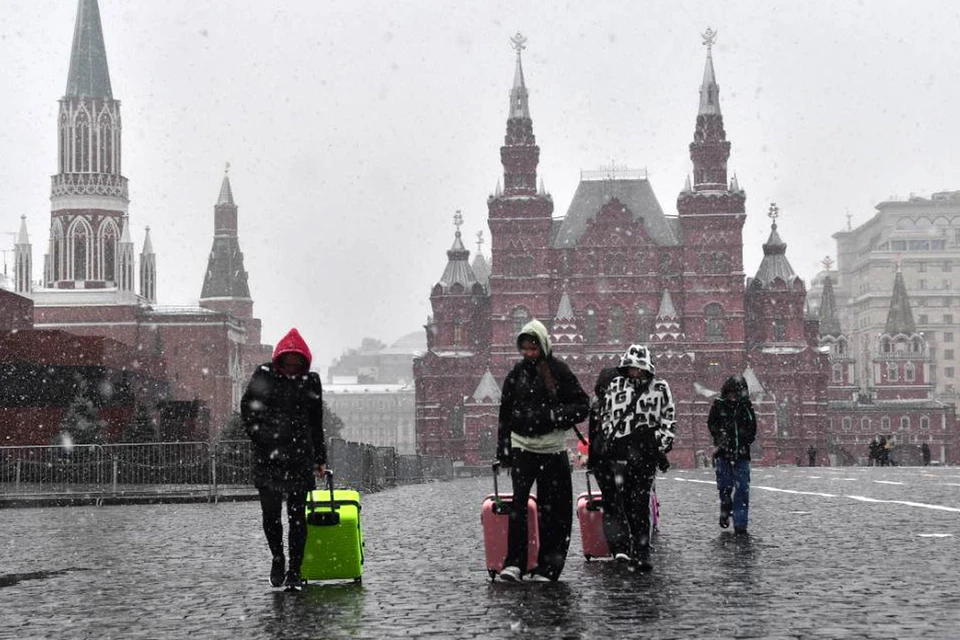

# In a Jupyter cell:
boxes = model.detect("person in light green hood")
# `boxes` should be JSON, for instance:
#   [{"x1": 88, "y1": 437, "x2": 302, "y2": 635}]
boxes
[{"x1": 496, "y1": 318, "x2": 589, "y2": 582}]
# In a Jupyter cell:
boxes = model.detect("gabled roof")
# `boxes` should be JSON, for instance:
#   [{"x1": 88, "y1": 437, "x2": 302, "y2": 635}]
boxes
[
  {"x1": 65, "y1": 0, "x2": 113, "y2": 99},
  {"x1": 552, "y1": 178, "x2": 677, "y2": 249},
  {"x1": 472, "y1": 369, "x2": 501, "y2": 403}
]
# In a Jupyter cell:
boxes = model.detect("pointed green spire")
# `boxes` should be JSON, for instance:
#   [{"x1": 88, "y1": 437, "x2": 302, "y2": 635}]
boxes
[{"x1": 65, "y1": 0, "x2": 113, "y2": 99}]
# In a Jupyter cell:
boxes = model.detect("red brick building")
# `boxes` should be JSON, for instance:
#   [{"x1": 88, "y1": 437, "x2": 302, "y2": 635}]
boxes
[
  {"x1": 6, "y1": 0, "x2": 270, "y2": 440},
  {"x1": 818, "y1": 269, "x2": 957, "y2": 465},
  {"x1": 414, "y1": 33, "x2": 829, "y2": 467}
]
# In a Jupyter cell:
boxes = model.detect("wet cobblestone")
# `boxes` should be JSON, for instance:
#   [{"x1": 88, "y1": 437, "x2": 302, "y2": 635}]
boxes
[{"x1": 1, "y1": 465, "x2": 959, "y2": 638}]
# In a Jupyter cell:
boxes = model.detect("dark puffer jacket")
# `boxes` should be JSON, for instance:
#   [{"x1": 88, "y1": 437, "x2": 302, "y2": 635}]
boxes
[
  {"x1": 241, "y1": 329, "x2": 325, "y2": 491},
  {"x1": 708, "y1": 375, "x2": 757, "y2": 461},
  {"x1": 497, "y1": 319, "x2": 589, "y2": 460}
]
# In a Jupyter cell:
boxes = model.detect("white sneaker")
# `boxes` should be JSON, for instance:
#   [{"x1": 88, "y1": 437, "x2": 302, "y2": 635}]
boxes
[
  {"x1": 528, "y1": 573, "x2": 551, "y2": 582},
  {"x1": 614, "y1": 553, "x2": 631, "y2": 563},
  {"x1": 499, "y1": 566, "x2": 522, "y2": 582}
]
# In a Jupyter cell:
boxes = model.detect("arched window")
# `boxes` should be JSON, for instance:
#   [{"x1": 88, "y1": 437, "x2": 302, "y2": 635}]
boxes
[
  {"x1": 881, "y1": 416, "x2": 890, "y2": 431},
  {"x1": 881, "y1": 337, "x2": 892, "y2": 354},
  {"x1": 71, "y1": 222, "x2": 91, "y2": 280},
  {"x1": 635, "y1": 304, "x2": 651, "y2": 341},
  {"x1": 861, "y1": 417, "x2": 871, "y2": 432},
  {"x1": 705, "y1": 303, "x2": 724, "y2": 341},
  {"x1": 608, "y1": 306, "x2": 624, "y2": 343},
  {"x1": 635, "y1": 251, "x2": 645, "y2": 274},
  {"x1": 510, "y1": 307, "x2": 529, "y2": 336},
  {"x1": 98, "y1": 113, "x2": 113, "y2": 174},
  {"x1": 101, "y1": 221, "x2": 117, "y2": 281},
  {"x1": 837, "y1": 340, "x2": 846, "y2": 356},
  {"x1": 659, "y1": 253, "x2": 673, "y2": 274},
  {"x1": 886, "y1": 362, "x2": 899, "y2": 382},
  {"x1": 74, "y1": 111, "x2": 90, "y2": 173},
  {"x1": 904, "y1": 362, "x2": 916, "y2": 382},
  {"x1": 584, "y1": 306, "x2": 598, "y2": 344},
  {"x1": 920, "y1": 416, "x2": 930, "y2": 430},
  {"x1": 832, "y1": 363, "x2": 843, "y2": 383},
  {"x1": 773, "y1": 316, "x2": 787, "y2": 341},
  {"x1": 842, "y1": 417, "x2": 852, "y2": 431},
  {"x1": 900, "y1": 416, "x2": 910, "y2": 430}
]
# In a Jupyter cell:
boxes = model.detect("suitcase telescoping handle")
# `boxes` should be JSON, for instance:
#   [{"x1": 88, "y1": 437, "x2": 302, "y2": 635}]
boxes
[
  {"x1": 307, "y1": 469, "x2": 341, "y2": 527},
  {"x1": 586, "y1": 469, "x2": 595, "y2": 498},
  {"x1": 325, "y1": 469, "x2": 336, "y2": 507},
  {"x1": 491, "y1": 462, "x2": 503, "y2": 511}
]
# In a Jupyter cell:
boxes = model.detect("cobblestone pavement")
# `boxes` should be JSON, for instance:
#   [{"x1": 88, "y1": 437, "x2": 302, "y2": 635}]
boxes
[{"x1": 2, "y1": 465, "x2": 959, "y2": 639}]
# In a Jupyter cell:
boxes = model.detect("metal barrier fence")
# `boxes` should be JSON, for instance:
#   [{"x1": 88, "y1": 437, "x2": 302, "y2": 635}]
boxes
[{"x1": 0, "y1": 439, "x2": 456, "y2": 503}]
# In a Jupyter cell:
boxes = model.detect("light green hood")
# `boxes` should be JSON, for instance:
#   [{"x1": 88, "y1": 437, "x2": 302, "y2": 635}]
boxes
[{"x1": 517, "y1": 319, "x2": 552, "y2": 357}]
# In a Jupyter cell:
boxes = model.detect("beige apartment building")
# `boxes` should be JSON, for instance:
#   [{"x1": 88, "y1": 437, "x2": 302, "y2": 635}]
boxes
[{"x1": 830, "y1": 191, "x2": 960, "y2": 404}]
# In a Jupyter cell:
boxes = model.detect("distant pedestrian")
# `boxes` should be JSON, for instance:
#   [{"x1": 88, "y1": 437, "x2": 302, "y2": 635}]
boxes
[
  {"x1": 592, "y1": 344, "x2": 676, "y2": 572},
  {"x1": 879, "y1": 435, "x2": 890, "y2": 467},
  {"x1": 242, "y1": 328, "x2": 326, "y2": 591},
  {"x1": 807, "y1": 445, "x2": 817, "y2": 467},
  {"x1": 496, "y1": 319, "x2": 589, "y2": 582},
  {"x1": 868, "y1": 437, "x2": 880, "y2": 466},
  {"x1": 921, "y1": 442, "x2": 931, "y2": 466},
  {"x1": 708, "y1": 375, "x2": 757, "y2": 535}
]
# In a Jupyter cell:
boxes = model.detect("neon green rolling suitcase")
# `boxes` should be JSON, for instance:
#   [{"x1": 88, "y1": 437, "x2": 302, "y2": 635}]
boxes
[{"x1": 301, "y1": 471, "x2": 364, "y2": 583}]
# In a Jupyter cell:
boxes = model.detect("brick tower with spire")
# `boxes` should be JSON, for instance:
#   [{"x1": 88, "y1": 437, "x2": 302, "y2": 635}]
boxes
[{"x1": 4, "y1": 0, "x2": 272, "y2": 441}]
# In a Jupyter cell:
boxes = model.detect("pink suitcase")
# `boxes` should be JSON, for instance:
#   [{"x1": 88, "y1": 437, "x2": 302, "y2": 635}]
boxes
[
  {"x1": 577, "y1": 470, "x2": 610, "y2": 559},
  {"x1": 481, "y1": 462, "x2": 539, "y2": 579}
]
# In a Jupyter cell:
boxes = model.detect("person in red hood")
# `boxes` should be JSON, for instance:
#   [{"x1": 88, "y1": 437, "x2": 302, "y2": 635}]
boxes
[{"x1": 241, "y1": 328, "x2": 326, "y2": 591}]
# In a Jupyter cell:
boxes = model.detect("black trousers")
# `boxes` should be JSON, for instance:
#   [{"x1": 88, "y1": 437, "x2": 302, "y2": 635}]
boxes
[
  {"x1": 592, "y1": 464, "x2": 628, "y2": 556},
  {"x1": 605, "y1": 432, "x2": 657, "y2": 561},
  {"x1": 505, "y1": 449, "x2": 572, "y2": 581},
  {"x1": 257, "y1": 488, "x2": 308, "y2": 572}
]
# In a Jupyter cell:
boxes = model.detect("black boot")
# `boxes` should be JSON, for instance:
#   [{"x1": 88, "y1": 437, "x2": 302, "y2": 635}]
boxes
[
  {"x1": 719, "y1": 491, "x2": 732, "y2": 529},
  {"x1": 284, "y1": 569, "x2": 303, "y2": 592},
  {"x1": 270, "y1": 555, "x2": 285, "y2": 587}
]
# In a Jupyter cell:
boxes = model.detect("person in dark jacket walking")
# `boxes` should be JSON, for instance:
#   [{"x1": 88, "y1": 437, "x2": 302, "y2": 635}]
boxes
[
  {"x1": 242, "y1": 328, "x2": 325, "y2": 591},
  {"x1": 593, "y1": 344, "x2": 675, "y2": 572},
  {"x1": 497, "y1": 319, "x2": 589, "y2": 582},
  {"x1": 708, "y1": 375, "x2": 757, "y2": 534}
]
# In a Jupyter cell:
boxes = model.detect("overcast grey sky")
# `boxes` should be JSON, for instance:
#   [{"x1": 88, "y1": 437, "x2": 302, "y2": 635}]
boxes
[{"x1": 1, "y1": 1, "x2": 958, "y2": 372}]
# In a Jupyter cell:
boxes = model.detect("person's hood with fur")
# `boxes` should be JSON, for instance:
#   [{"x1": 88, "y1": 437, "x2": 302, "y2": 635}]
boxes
[
  {"x1": 619, "y1": 343, "x2": 655, "y2": 375},
  {"x1": 516, "y1": 319, "x2": 552, "y2": 358}
]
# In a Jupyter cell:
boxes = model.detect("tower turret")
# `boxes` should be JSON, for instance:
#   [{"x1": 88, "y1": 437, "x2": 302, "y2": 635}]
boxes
[
  {"x1": 139, "y1": 226, "x2": 156, "y2": 303},
  {"x1": 199, "y1": 166, "x2": 253, "y2": 319},
  {"x1": 47, "y1": 0, "x2": 129, "y2": 289},
  {"x1": 487, "y1": 34, "x2": 554, "y2": 359},
  {"x1": 14, "y1": 216, "x2": 32, "y2": 294}
]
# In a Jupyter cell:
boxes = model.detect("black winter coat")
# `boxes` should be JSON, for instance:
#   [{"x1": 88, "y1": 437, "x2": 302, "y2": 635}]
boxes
[
  {"x1": 707, "y1": 398, "x2": 757, "y2": 461},
  {"x1": 497, "y1": 356, "x2": 589, "y2": 460},
  {"x1": 241, "y1": 364, "x2": 326, "y2": 491}
]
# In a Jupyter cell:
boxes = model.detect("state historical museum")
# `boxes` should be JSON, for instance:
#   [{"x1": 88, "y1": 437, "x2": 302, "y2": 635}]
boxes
[{"x1": 414, "y1": 32, "x2": 829, "y2": 468}]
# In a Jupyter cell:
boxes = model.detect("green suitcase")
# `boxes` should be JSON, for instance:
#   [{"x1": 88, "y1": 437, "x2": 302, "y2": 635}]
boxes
[{"x1": 301, "y1": 471, "x2": 364, "y2": 583}]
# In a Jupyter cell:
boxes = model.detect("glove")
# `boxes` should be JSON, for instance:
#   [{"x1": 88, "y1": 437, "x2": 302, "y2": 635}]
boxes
[
  {"x1": 496, "y1": 443, "x2": 512, "y2": 468},
  {"x1": 657, "y1": 453, "x2": 670, "y2": 473}
]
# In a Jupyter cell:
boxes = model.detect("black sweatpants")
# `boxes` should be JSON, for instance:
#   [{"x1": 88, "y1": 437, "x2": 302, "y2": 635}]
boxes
[
  {"x1": 257, "y1": 487, "x2": 308, "y2": 573},
  {"x1": 591, "y1": 463, "x2": 628, "y2": 556},
  {"x1": 606, "y1": 432, "x2": 657, "y2": 561},
  {"x1": 505, "y1": 449, "x2": 572, "y2": 581}
]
